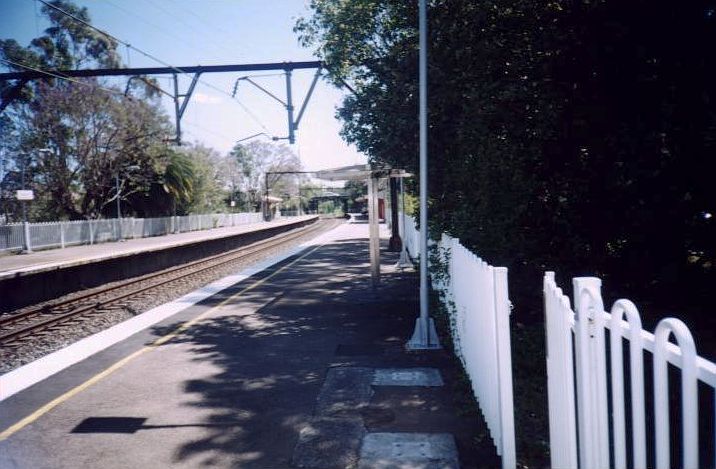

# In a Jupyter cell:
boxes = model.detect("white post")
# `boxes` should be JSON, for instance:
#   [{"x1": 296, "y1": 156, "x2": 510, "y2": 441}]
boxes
[
  {"x1": 653, "y1": 318, "x2": 698, "y2": 469},
  {"x1": 609, "y1": 300, "x2": 647, "y2": 469},
  {"x1": 494, "y1": 267, "x2": 516, "y2": 469},
  {"x1": 407, "y1": 0, "x2": 440, "y2": 350},
  {"x1": 544, "y1": 272, "x2": 578, "y2": 469},
  {"x1": 573, "y1": 277, "x2": 610, "y2": 469},
  {"x1": 368, "y1": 175, "x2": 380, "y2": 287}
]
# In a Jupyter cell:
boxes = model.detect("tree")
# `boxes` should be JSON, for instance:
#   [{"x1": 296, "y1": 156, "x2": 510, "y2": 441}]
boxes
[
  {"x1": 1, "y1": 0, "x2": 172, "y2": 221},
  {"x1": 181, "y1": 143, "x2": 225, "y2": 213},
  {"x1": 296, "y1": 0, "x2": 716, "y2": 317},
  {"x1": 343, "y1": 179, "x2": 366, "y2": 212},
  {"x1": 229, "y1": 140, "x2": 302, "y2": 210}
]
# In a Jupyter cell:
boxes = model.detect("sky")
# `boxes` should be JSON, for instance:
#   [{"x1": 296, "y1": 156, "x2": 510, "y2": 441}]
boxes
[{"x1": 0, "y1": 0, "x2": 367, "y2": 172}]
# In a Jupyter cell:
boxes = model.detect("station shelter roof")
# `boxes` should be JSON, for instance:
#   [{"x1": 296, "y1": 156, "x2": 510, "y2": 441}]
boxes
[{"x1": 314, "y1": 164, "x2": 410, "y2": 181}]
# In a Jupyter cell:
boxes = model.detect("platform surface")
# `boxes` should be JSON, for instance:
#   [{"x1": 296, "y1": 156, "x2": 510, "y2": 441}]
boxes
[
  {"x1": 0, "y1": 223, "x2": 499, "y2": 468},
  {"x1": 0, "y1": 215, "x2": 316, "y2": 280}
]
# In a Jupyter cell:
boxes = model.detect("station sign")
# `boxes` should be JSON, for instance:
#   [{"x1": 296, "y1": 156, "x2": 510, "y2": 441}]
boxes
[{"x1": 16, "y1": 190, "x2": 34, "y2": 201}]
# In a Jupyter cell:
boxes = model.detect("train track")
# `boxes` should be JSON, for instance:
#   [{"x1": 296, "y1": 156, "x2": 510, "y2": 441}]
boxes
[{"x1": 0, "y1": 218, "x2": 340, "y2": 346}]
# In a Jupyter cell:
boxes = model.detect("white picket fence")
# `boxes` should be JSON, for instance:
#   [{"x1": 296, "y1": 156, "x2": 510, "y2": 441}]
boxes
[
  {"x1": 434, "y1": 233, "x2": 516, "y2": 469},
  {"x1": 0, "y1": 212, "x2": 264, "y2": 252},
  {"x1": 401, "y1": 212, "x2": 516, "y2": 469},
  {"x1": 544, "y1": 272, "x2": 716, "y2": 469}
]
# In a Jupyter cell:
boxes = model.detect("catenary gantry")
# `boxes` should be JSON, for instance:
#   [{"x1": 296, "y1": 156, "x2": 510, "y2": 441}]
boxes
[{"x1": 0, "y1": 61, "x2": 323, "y2": 144}]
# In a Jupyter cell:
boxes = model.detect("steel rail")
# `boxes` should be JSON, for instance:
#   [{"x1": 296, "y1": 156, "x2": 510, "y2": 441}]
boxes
[{"x1": 0, "y1": 218, "x2": 336, "y2": 344}]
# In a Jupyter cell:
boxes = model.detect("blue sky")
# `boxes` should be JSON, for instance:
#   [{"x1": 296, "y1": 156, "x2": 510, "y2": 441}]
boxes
[{"x1": 0, "y1": 0, "x2": 366, "y2": 170}]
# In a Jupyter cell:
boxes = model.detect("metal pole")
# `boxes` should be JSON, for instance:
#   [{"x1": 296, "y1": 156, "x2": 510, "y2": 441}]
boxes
[
  {"x1": 21, "y1": 201, "x2": 31, "y2": 253},
  {"x1": 264, "y1": 172, "x2": 269, "y2": 220},
  {"x1": 408, "y1": 0, "x2": 440, "y2": 349},
  {"x1": 20, "y1": 155, "x2": 31, "y2": 253},
  {"x1": 116, "y1": 172, "x2": 123, "y2": 241},
  {"x1": 285, "y1": 70, "x2": 295, "y2": 144},
  {"x1": 297, "y1": 174, "x2": 302, "y2": 216},
  {"x1": 388, "y1": 177, "x2": 401, "y2": 251},
  {"x1": 173, "y1": 73, "x2": 182, "y2": 145},
  {"x1": 368, "y1": 175, "x2": 380, "y2": 288}
]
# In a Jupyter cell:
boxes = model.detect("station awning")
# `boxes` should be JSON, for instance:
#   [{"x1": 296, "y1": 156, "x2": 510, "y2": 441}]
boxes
[{"x1": 314, "y1": 164, "x2": 411, "y2": 181}]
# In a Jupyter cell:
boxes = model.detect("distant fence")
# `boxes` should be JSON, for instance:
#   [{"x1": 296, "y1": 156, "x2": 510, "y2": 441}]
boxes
[
  {"x1": 544, "y1": 273, "x2": 716, "y2": 469},
  {"x1": 0, "y1": 212, "x2": 264, "y2": 252},
  {"x1": 401, "y1": 213, "x2": 516, "y2": 469}
]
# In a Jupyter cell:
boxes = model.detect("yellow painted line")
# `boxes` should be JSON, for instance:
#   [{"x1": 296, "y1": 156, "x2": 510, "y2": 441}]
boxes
[{"x1": 0, "y1": 243, "x2": 324, "y2": 441}]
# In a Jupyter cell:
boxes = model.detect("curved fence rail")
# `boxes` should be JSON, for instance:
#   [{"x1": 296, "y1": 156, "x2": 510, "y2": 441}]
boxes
[{"x1": 544, "y1": 272, "x2": 716, "y2": 469}]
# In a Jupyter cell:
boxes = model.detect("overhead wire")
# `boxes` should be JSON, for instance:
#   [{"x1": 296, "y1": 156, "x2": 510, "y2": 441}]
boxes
[
  {"x1": 0, "y1": 57, "x2": 131, "y2": 100},
  {"x1": 142, "y1": 0, "x2": 240, "y2": 59},
  {"x1": 104, "y1": 0, "x2": 224, "y2": 64},
  {"x1": 180, "y1": 7, "x2": 241, "y2": 48},
  {"x1": 183, "y1": 123, "x2": 236, "y2": 143},
  {"x1": 35, "y1": 0, "x2": 272, "y2": 133}
]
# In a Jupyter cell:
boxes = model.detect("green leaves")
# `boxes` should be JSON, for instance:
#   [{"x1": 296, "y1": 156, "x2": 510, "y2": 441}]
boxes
[{"x1": 297, "y1": 0, "x2": 715, "y2": 326}]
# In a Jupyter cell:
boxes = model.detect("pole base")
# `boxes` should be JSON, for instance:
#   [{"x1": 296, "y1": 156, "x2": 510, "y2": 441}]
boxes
[
  {"x1": 406, "y1": 317, "x2": 441, "y2": 350},
  {"x1": 388, "y1": 235, "x2": 402, "y2": 252},
  {"x1": 394, "y1": 249, "x2": 413, "y2": 270}
]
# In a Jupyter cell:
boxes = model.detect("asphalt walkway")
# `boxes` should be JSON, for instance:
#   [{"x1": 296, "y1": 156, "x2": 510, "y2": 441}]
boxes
[{"x1": 0, "y1": 223, "x2": 499, "y2": 468}]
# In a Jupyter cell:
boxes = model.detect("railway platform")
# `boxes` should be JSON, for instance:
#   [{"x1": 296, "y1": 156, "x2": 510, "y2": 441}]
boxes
[
  {"x1": 0, "y1": 215, "x2": 318, "y2": 311},
  {"x1": 0, "y1": 222, "x2": 498, "y2": 468}
]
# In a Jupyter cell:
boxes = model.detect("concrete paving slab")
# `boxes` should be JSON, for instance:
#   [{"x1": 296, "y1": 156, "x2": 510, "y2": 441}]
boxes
[
  {"x1": 358, "y1": 432, "x2": 459, "y2": 469},
  {"x1": 372, "y1": 368, "x2": 444, "y2": 387},
  {"x1": 291, "y1": 417, "x2": 366, "y2": 469},
  {"x1": 316, "y1": 367, "x2": 374, "y2": 417}
]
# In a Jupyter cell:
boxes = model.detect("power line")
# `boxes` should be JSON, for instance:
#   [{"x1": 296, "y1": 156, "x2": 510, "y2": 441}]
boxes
[
  {"x1": 0, "y1": 57, "x2": 129, "y2": 100},
  {"x1": 143, "y1": 0, "x2": 239, "y2": 58},
  {"x1": 36, "y1": 0, "x2": 272, "y2": 131},
  {"x1": 184, "y1": 122, "x2": 237, "y2": 143},
  {"x1": 181, "y1": 7, "x2": 240, "y2": 47},
  {"x1": 104, "y1": 0, "x2": 225, "y2": 63}
]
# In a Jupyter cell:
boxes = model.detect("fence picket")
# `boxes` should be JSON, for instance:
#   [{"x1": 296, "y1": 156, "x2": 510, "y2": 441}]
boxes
[
  {"x1": 609, "y1": 300, "x2": 646, "y2": 469},
  {"x1": 544, "y1": 272, "x2": 578, "y2": 469},
  {"x1": 653, "y1": 318, "x2": 699, "y2": 469},
  {"x1": 545, "y1": 274, "x2": 715, "y2": 469},
  {"x1": 403, "y1": 217, "x2": 516, "y2": 469}
]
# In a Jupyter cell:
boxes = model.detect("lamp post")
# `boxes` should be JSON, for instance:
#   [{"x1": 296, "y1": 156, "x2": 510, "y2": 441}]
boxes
[
  {"x1": 115, "y1": 165, "x2": 140, "y2": 242},
  {"x1": 407, "y1": 0, "x2": 441, "y2": 349}
]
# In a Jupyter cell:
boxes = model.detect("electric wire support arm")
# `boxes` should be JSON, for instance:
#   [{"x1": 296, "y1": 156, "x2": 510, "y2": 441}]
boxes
[
  {"x1": 0, "y1": 61, "x2": 322, "y2": 145},
  {"x1": 232, "y1": 66, "x2": 322, "y2": 144}
]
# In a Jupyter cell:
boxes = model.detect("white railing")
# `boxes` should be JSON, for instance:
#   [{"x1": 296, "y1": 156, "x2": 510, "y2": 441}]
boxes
[
  {"x1": 434, "y1": 232, "x2": 516, "y2": 469},
  {"x1": 544, "y1": 272, "x2": 716, "y2": 469},
  {"x1": 0, "y1": 212, "x2": 264, "y2": 252}
]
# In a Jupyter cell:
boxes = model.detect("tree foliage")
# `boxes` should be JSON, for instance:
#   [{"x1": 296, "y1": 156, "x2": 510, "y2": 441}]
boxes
[
  {"x1": 228, "y1": 140, "x2": 303, "y2": 209},
  {"x1": 297, "y1": 0, "x2": 715, "y2": 319},
  {"x1": 0, "y1": 1, "x2": 187, "y2": 221}
]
